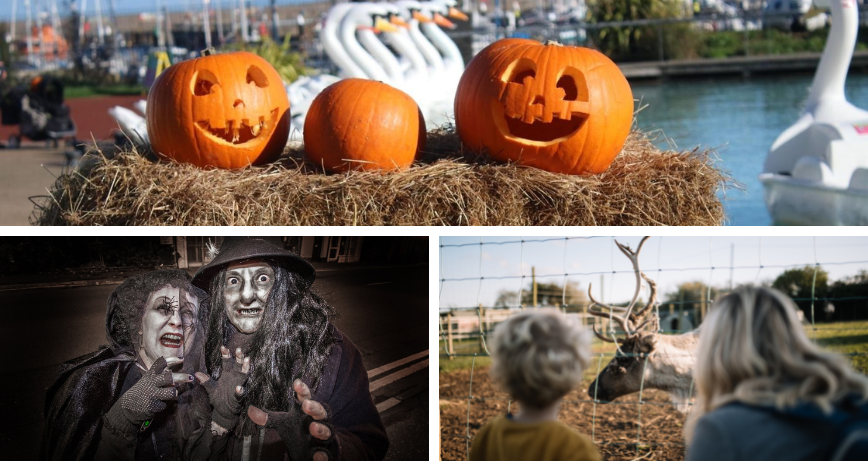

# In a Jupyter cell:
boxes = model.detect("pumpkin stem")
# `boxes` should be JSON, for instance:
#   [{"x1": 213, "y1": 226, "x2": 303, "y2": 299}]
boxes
[
  {"x1": 544, "y1": 40, "x2": 563, "y2": 47},
  {"x1": 201, "y1": 47, "x2": 216, "y2": 56}
]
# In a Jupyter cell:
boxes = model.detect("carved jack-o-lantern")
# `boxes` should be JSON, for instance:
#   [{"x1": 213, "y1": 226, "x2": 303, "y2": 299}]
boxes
[
  {"x1": 147, "y1": 49, "x2": 290, "y2": 169},
  {"x1": 454, "y1": 39, "x2": 633, "y2": 175}
]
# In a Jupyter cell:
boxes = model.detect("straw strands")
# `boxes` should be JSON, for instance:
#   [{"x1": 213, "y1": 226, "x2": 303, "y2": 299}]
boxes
[{"x1": 32, "y1": 128, "x2": 731, "y2": 226}]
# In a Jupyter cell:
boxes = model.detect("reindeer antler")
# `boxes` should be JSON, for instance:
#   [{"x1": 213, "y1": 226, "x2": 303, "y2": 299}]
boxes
[{"x1": 588, "y1": 237, "x2": 658, "y2": 343}]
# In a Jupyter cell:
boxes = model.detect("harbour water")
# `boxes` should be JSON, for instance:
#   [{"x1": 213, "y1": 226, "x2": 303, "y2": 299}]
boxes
[{"x1": 632, "y1": 72, "x2": 868, "y2": 226}]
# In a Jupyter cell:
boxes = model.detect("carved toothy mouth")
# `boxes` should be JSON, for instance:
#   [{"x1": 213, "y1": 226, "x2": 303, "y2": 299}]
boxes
[
  {"x1": 492, "y1": 101, "x2": 587, "y2": 147},
  {"x1": 195, "y1": 109, "x2": 279, "y2": 145},
  {"x1": 504, "y1": 114, "x2": 585, "y2": 143}
]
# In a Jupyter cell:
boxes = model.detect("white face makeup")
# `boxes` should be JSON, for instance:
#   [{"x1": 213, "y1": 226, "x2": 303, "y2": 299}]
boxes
[
  {"x1": 224, "y1": 259, "x2": 275, "y2": 333},
  {"x1": 139, "y1": 285, "x2": 199, "y2": 369}
]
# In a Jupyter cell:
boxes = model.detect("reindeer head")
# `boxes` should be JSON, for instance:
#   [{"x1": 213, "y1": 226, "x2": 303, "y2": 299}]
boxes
[{"x1": 586, "y1": 237, "x2": 661, "y2": 403}]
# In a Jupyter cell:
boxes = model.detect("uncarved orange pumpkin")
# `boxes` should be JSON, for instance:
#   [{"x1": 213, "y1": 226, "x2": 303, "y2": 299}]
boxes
[
  {"x1": 454, "y1": 39, "x2": 633, "y2": 175},
  {"x1": 147, "y1": 49, "x2": 290, "y2": 169},
  {"x1": 304, "y1": 79, "x2": 425, "y2": 173}
]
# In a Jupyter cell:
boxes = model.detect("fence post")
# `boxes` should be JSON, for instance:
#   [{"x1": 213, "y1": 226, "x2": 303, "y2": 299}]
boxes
[
  {"x1": 678, "y1": 290, "x2": 685, "y2": 333},
  {"x1": 477, "y1": 305, "x2": 485, "y2": 351},
  {"x1": 447, "y1": 311, "x2": 454, "y2": 360}
]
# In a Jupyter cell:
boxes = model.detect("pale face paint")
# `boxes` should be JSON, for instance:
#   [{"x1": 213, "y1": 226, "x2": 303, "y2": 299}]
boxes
[
  {"x1": 139, "y1": 285, "x2": 199, "y2": 369},
  {"x1": 223, "y1": 259, "x2": 275, "y2": 333}
]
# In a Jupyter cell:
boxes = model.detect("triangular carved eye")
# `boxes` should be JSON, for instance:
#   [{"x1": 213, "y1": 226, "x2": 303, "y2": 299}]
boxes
[
  {"x1": 246, "y1": 65, "x2": 269, "y2": 88},
  {"x1": 192, "y1": 70, "x2": 219, "y2": 96},
  {"x1": 502, "y1": 58, "x2": 537, "y2": 84}
]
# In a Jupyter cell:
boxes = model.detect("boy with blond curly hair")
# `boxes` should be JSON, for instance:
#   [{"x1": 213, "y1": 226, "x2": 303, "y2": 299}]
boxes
[{"x1": 470, "y1": 309, "x2": 600, "y2": 461}]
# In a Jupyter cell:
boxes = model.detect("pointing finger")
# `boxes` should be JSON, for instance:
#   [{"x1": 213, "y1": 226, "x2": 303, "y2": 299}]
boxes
[
  {"x1": 172, "y1": 373, "x2": 194, "y2": 384},
  {"x1": 241, "y1": 357, "x2": 251, "y2": 374}
]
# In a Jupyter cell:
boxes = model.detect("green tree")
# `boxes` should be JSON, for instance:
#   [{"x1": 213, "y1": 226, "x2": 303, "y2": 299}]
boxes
[
  {"x1": 589, "y1": 0, "x2": 699, "y2": 61},
  {"x1": 662, "y1": 281, "x2": 723, "y2": 324},
  {"x1": 772, "y1": 265, "x2": 829, "y2": 318},
  {"x1": 493, "y1": 280, "x2": 589, "y2": 311},
  {"x1": 827, "y1": 269, "x2": 868, "y2": 322}
]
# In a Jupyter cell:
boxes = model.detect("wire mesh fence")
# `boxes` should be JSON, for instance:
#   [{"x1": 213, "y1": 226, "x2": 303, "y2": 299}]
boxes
[{"x1": 439, "y1": 236, "x2": 868, "y2": 461}]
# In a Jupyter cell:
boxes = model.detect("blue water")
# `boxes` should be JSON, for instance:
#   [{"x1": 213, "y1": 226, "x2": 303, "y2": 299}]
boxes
[{"x1": 632, "y1": 73, "x2": 868, "y2": 226}]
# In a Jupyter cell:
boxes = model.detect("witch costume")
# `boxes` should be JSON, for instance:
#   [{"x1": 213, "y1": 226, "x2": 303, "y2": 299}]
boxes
[
  {"x1": 41, "y1": 270, "x2": 213, "y2": 461},
  {"x1": 192, "y1": 237, "x2": 389, "y2": 461}
]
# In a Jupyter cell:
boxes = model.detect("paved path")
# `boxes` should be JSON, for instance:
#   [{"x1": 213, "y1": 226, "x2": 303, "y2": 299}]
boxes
[
  {"x1": 0, "y1": 145, "x2": 68, "y2": 225},
  {"x1": 0, "y1": 95, "x2": 144, "y2": 225}
]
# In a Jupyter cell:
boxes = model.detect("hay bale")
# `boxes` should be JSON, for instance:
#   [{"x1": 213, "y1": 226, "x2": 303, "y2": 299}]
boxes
[{"x1": 32, "y1": 128, "x2": 731, "y2": 226}]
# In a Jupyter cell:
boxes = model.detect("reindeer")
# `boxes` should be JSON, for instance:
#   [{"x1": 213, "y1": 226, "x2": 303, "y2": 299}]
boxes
[{"x1": 586, "y1": 237, "x2": 700, "y2": 412}]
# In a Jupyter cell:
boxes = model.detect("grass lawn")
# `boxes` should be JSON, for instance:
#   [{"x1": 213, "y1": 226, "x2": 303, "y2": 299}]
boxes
[
  {"x1": 438, "y1": 337, "x2": 619, "y2": 377},
  {"x1": 440, "y1": 320, "x2": 868, "y2": 375},
  {"x1": 64, "y1": 84, "x2": 145, "y2": 99},
  {"x1": 810, "y1": 320, "x2": 868, "y2": 374}
]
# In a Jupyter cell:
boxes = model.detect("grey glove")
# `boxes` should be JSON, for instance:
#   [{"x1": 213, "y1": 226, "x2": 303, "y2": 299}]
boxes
[
  {"x1": 247, "y1": 401, "x2": 336, "y2": 461},
  {"x1": 103, "y1": 357, "x2": 178, "y2": 438},
  {"x1": 199, "y1": 354, "x2": 249, "y2": 431}
]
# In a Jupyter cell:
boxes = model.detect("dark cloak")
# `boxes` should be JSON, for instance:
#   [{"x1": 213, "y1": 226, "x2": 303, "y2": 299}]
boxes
[{"x1": 40, "y1": 270, "x2": 211, "y2": 461}]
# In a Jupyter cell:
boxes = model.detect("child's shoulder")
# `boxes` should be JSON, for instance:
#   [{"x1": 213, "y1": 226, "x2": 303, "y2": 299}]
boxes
[{"x1": 548, "y1": 421, "x2": 598, "y2": 455}]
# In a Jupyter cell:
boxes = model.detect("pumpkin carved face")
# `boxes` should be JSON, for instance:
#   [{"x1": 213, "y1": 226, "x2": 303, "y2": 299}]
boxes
[
  {"x1": 495, "y1": 58, "x2": 590, "y2": 144},
  {"x1": 455, "y1": 39, "x2": 633, "y2": 175},
  {"x1": 147, "y1": 50, "x2": 290, "y2": 169}
]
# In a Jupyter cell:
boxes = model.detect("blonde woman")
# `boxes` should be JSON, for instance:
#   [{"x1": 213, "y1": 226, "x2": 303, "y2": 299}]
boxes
[
  {"x1": 686, "y1": 286, "x2": 868, "y2": 461},
  {"x1": 469, "y1": 309, "x2": 600, "y2": 461}
]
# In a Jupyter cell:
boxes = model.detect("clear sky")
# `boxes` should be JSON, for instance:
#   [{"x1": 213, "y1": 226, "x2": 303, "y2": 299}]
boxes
[
  {"x1": 439, "y1": 236, "x2": 868, "y2": 310},
  {"x1": 0, "y1": 0, "x2": 318, "y2": 23}
]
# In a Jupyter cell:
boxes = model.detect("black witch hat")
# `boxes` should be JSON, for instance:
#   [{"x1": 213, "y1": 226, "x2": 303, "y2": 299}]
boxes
[{"x1": 191, "y1": 237, "x2": 315, "y2": 290}]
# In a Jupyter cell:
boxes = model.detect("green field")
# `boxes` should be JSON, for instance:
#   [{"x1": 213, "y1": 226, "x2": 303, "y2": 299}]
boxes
[
  {"x1": 811, "y1": 320, "x2": 868, "y2": 374},
  {"x1": 439, "y1": 320, "x2": 868, "y2": 375},
  {"x1": 64, "y1": 84, "x2": 145, "y2": 99}
]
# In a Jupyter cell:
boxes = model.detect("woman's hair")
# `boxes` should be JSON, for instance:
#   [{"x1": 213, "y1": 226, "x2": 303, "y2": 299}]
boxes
[
  {"x1": 489, "y1": 309, "x2": 592, "y2": 409},
  {"x1": 204, "y1": 263, "x2": 336, "y2": 422},
  {"x1": 685, "y1": 285, "x2": 868, "y2": 442},
  {"x1": 106, "y1": 270, "x2": 210, "y2": 374}
]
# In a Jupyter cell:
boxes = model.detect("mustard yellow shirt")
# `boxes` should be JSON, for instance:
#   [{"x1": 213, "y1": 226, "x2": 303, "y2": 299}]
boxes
[{"x1": 469, "y1": 414, "x2": 601, "y2": 461}]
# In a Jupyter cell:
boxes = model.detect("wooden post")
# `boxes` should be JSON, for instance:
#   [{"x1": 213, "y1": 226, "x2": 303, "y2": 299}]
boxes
[
  {"x1": 477, "y1": 305, "x2": 485, "y2": 351},
  {"x1": 678, "y1": 290, "x2": 685, "y2": 333},
  {"x1": 532, "y1": 266, "x2": 537, "y2": 308},
  {"x1": 447, "y1": 312, "x2": 454, "y2": 360}
]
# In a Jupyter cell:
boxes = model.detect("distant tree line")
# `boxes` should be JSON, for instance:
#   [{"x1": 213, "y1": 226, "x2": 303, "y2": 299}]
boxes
[{"x1": 489, "y1": 264, "x2": 868, "y2": 323}]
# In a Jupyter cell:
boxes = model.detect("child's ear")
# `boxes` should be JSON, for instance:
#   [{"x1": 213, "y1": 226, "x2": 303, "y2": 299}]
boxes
[{"x1": 637, "y1": 333, "x2": 656, "y2": 353}]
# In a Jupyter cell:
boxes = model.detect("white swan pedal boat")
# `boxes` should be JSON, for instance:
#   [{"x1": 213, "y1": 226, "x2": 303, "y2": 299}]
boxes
[{"x1": 760, "y1": 0, "x2": 868, "y2": 225}]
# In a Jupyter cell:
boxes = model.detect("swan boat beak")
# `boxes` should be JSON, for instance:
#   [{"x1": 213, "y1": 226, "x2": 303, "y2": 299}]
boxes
[{"x1": 448, "y1": 7, "x2": 469, "y2": 21}]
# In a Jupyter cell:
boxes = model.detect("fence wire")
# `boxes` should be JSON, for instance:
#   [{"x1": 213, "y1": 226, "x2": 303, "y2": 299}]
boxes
[{"x1": 439, "y1": 236, "x2": 868, "y2": 460}]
